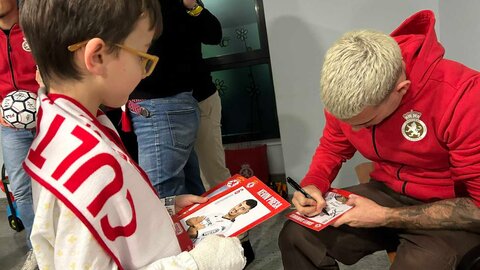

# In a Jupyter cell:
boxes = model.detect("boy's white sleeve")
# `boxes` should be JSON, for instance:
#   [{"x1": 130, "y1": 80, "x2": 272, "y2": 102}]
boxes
[
  {"x1": 31, "y1": 189, "x2": 199, "y2": 270},
  {"x1": 139, "y1": 252, "x2": 198, "y2": 270}
]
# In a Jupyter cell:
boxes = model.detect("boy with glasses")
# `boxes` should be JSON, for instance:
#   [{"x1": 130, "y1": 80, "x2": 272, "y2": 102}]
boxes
[{"x1": 20, "y1": 0, "x2": 246, "y2": 269}]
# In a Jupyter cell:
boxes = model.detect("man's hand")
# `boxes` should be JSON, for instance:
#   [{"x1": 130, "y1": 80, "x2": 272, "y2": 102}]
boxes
[
  {"x1": 183, "y1": 0, "x2": 198, "y2": 9},
  {"x1": 292, "y1": 185, "x2": 326, "y2": 217},
  {"x1": 175, "y1": 194, "x2": 208, "y2": 214},
  {"x1": 332, "y1": 194, "x2": 388, "y2": 228}
]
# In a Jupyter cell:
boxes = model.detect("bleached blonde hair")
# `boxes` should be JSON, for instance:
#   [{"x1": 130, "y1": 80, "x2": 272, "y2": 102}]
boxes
[{"x1": 320, "y1": 30, "x2": 403, "y2": 119}]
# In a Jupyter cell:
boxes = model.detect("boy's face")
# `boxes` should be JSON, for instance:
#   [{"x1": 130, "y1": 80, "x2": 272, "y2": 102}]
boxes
[{"x1": 101, "y1": 15, "x2": 155, "y2": 108}]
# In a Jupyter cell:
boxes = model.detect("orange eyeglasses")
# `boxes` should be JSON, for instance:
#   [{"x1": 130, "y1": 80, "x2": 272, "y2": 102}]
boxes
[{"x1": 68, "y1": 40, "x2": 159, "y2": 77}]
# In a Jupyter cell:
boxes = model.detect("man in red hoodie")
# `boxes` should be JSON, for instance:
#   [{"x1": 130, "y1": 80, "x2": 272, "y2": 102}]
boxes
[{"x1": 279, "y1": 10, "x2": 480, "y2": 269}]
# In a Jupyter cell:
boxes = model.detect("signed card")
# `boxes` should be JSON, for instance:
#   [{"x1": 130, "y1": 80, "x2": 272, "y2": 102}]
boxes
[{"x1": 286, "y1": 188, "x2": 353, "y2": 231}]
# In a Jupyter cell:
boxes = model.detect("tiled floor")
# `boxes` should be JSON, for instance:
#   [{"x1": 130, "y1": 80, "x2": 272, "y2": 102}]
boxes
[
  {"x1": 0, "y1": 199, "x2": 390, "y2": 270},
  {"x1": 0, "y1": 200, "x2": 29, "y2": 270}
]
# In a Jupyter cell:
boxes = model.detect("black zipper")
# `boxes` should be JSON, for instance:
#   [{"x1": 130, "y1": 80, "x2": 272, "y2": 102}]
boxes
[
  {"x1": 401, "y1": 181, "x2": 407, "y2": 194},
  {"x1": 396, "y1": 164, "x2": 404, "y2": 180},
  {"x1": 397, "y1": 164, "x2": 407, "y2": 194},
  {"x1": 373, "y1": 125, "x2": 408, "y2": 194},
  {"x1": 372, "y1": 125, "x2": 381, "y2": 158},
  {"x1": 6, "y1": 25, "x2": 19, "y2": 90}
]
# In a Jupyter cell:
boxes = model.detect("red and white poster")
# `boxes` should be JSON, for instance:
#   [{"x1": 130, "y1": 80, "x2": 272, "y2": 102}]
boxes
[
  {"x1": 286, "y1": 189, "x2": 353, "y2": 231},
  {"x1": 173, "y1": 176, "x2": 290, "y2": 250}
]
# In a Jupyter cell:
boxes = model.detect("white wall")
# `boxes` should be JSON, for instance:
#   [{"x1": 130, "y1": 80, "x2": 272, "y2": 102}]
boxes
[
  {"x1": 440, "y1": 1, "x2": 480, "y2": 71},
  {"x1": 263, "y1": 0, "x2": 440, "y2": 188}
]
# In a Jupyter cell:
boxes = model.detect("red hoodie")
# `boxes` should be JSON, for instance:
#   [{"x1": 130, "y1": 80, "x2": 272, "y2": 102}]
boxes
[
  {"x1": 0, "y1": 23, "x2": 38, "y2": 100},
  {"x1": 302, "y1": 10, "x2": 480, "y2": 207}
]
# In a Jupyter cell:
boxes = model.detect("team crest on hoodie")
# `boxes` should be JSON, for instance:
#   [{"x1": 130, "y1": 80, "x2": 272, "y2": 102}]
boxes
[
  {"x1": 401, "y1": 110, "x2": 427, "y2": 141},
  {"x1": 22, "y1": 38, "x2": 31, "y2": 52}
]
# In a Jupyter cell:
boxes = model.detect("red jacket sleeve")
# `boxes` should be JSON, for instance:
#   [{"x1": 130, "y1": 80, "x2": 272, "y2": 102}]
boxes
[
  {"x1": 442, "y1": 79, "x2": 480, "y2": 208},
  {"x1": 301, "y1": 110, "x2": 357, "y2": 193}
]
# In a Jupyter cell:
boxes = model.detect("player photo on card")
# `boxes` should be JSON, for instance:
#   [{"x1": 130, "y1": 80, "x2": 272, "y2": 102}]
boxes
[
  {"x1": 175, "y1": 176, "x2": 290, "y2": 247},
  {"x1": 175, "y1": 175, "x2": 248, "y2": 217},
  {"x1": 179, "y1": 187, "x2": 269, "y2": 245}
]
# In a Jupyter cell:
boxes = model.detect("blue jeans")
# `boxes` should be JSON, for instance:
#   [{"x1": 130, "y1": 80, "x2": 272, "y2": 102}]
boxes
[
  {"x1": 130, "y1": 92, "x2": 205, "y2": 197},
  {"x1": 1, "y1": 127, "x2": 35, "y2": 249}
]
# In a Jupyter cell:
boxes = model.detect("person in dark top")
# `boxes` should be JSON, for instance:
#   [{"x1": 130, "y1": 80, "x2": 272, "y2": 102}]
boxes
[
  {"x1": 127, "y1": 1, "x2": 256, "y2": 265},
  {"x1": 128, "y1": 0, "x2": 222, "y2": 198}
]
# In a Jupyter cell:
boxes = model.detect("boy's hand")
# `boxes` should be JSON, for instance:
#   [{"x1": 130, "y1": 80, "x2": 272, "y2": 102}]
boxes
[
  {"x1": 190, "y1": 235, "x2": 246, "y2": 270},
  {"x1": 292, "y1": 185, "x2": 326, "y2": 217},
  {"x1": 331, "y1": 194, "x2": 388, "y2": 228},
  {"x1": 175, "y1": 194, "x2": 208, "y2": 213},
  {"x1": 183, "y1": 0, "x2": 198, "y2": 9}
]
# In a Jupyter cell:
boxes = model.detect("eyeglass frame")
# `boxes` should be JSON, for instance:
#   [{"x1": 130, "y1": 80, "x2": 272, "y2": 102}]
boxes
[{"x1": 67, "y1": 40, "x2": 159, "y2": 77}]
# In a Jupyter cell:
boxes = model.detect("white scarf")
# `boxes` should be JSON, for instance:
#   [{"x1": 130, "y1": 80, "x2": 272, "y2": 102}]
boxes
[{"x1": 23, "y1": 88, "x2": 181, "y2": 270}]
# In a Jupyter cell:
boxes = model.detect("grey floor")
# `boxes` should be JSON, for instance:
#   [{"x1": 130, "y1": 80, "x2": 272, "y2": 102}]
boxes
[
  {"x1": 0, "y1": 199, "x2": 390, "y2": 270},
  {"x1": 0, "y1": 199, "x2": 30, "y2": 270}
]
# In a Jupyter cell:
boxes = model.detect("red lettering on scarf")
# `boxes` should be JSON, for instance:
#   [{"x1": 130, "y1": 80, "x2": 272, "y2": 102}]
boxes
[
  {"x1": 28, "y1": 112, "x2": 137, "y2": 240},
  {"x1": 52, "y1": 126, "x2": 99, "y2": 180},
  {"x1": 101, "y1": 191, "x2": 137, "y2": 240},
  {"x1": 63, "y1": 153, "x2": 124, "y2": 217},
  {"x1": 28, "y1": 114, "x2": 65, "y2": 169}
]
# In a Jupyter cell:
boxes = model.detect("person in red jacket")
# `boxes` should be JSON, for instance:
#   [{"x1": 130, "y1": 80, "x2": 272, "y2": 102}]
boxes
[
  {"x1": 279, "y1": 10, "x2": 480, "y2": 269},
  {"x1": 0, "y1": 0, "x2": 38, "y2": 269}
]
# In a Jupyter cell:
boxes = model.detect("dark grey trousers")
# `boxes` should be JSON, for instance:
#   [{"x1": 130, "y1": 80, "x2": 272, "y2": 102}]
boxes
[{"x1": 278, "y1": 181, "x2": 480, "y2": 270}]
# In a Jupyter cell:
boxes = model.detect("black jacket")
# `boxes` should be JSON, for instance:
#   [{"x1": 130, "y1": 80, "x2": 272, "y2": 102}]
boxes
[{"x1": 131, "y1": 0, "x2": 222, "y2": 101}]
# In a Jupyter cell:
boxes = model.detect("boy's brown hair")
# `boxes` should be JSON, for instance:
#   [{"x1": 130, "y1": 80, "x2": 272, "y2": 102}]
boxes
[{"x1": 20, "y1": 0, "x2": 162, "y2": 86}]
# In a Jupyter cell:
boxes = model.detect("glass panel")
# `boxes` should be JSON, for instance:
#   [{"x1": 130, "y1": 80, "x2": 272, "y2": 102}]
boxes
[
  {"x1": 212, "y1": 64, "x2": 280, "y2": 142},
  {"x1": 202, "y1": 0, "x2": 261, "y2": 58}
]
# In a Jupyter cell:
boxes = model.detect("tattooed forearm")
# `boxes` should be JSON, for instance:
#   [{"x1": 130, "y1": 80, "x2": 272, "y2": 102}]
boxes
[{"x1": 384, "y1": 198, "x2": 480, "y2": 233}]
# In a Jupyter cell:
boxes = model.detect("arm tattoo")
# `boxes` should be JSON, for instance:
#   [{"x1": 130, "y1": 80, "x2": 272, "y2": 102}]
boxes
[{"x1": 385, "y1": 198, "x2": 480, "y2": 233}]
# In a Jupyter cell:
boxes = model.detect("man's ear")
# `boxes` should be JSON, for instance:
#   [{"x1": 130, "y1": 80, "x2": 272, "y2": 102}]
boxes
[
  {"x1": 396, "y1": 79, "x2": 411, "y2": 95},
  {"x1": 83, "y1": 38, "x2": 108, "y2": 76},
  {"x1": 396, "y1": 61, "x2": 410, "y2": 95}
]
